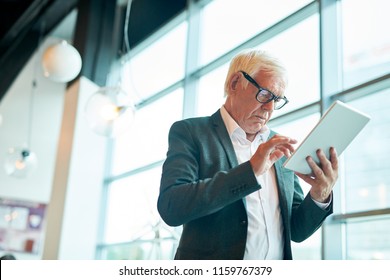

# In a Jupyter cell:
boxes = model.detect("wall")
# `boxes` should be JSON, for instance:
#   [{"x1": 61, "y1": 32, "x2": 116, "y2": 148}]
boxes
[{"x1": 42, "y1": 77, "x2": 107, "y2": 260}]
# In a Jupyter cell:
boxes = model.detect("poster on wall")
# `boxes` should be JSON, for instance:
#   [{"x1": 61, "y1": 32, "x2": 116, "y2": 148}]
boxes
[{"x1": 0, "y1": 198, "x2": 46, "y2": 254}]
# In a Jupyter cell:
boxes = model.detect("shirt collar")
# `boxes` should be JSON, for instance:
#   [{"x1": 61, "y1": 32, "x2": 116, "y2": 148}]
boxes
[{"x1": 220, "y1": 106, "x2": 270, "y2": 142}]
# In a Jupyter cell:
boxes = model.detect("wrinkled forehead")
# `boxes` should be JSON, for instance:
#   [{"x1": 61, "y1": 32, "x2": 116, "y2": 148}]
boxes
[{"x1": 251, "y1": 70, "x2": 287, "y2": 97}]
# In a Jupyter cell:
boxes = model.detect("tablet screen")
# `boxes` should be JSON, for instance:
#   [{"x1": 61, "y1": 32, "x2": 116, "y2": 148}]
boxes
[{"x1": 283, "y1": 100, "x2": 371, "y2": 174}]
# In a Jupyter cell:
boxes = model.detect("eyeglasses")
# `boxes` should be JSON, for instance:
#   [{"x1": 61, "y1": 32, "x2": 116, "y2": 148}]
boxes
[{"x1": 239, "y1": 71, "x2": 288, "y2": 110}]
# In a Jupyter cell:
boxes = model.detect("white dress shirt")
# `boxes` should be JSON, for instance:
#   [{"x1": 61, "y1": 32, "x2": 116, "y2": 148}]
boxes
[
  {"x1": 220, "y1": 106, "x2": 330, "y2": 260},
  {"x1": 220, "y1": 106, "x2": 283, "y2": 259}
]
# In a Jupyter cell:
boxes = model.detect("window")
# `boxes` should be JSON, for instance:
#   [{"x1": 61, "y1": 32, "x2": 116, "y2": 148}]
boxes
[
  {"x1": 346, "y1": 218, "x2": 390, "y2": 260},
  {"x1": 104, "y1": 167, "x2": 161, "y2": 244},
  {"x1": 102, "y1": 166, "x2": 178, "y2": 260},
  {"x1": 199, "y1": 0, "x2": 313, "y2": 66},
  {"x1": 343, "y1": 89, "x2": 390, "y2": 212},
  {"x1": 196, "y1": 63, "x2": 229, "y2": 116},
  {"x1": 259, "y1": 14, "x2": 320, "y2": 116},
  {"x1": 111, "y1": 89, "x2": 183, "y2": 176},
  {"x1": 341, "y1": 0, "x2": 390, "y2": 88},
  {"x1": 121, "y1": 22, "x2": 187, "y2": 100}
]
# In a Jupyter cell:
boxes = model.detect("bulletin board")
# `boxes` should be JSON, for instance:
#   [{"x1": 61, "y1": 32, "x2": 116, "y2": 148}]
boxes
[{"x1": 0, "y1": 198, "x2": 46, "y2": 254}]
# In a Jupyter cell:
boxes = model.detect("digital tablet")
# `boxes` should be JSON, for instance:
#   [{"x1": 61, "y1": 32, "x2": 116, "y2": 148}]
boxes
[{"x1": 283, "y1": 100, "x2": 371, "y2": 174}]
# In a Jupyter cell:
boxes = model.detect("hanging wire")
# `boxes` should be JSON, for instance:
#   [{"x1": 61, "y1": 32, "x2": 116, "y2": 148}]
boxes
[
  {"x1": 119, "y1": 0, "x2": 143, "y2": 105},
  {"x1": 123, "y1": 0, "x2": 133, "y2": 54},
  {"x1": 26, "y1": 76, "x2": 36, "y2": 149},
  {"x1": 26, "y1": 20, "x2": 46, "y2": 150},
  {"x1": 4, "y1": 20, "x2": 45, "y2": 178},
  {"x1": 115, "y1": 0, "x2": 133, "y2": 86}
]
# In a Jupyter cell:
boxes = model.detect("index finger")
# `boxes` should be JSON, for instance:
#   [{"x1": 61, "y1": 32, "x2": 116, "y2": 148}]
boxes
[{"x1": 268, "y1": 134, "x2": 298, "y2": 146}]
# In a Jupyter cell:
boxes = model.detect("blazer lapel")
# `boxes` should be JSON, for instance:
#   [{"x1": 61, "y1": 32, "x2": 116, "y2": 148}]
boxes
[
  {"x1": 268, "y1": 131, "x2": 290, "y2": 228},
  {"x1": 211, "y1": 110, "x2": 239, "y2": 168},
  {"x1": 274, "y1": 160, "x2": 289, "y2": 214}
]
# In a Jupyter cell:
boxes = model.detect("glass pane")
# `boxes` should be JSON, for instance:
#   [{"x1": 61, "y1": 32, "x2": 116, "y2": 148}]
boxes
[
  {"x1": 111, "y1": 89, "x2": 183, "y2": 175},
  {"x1": 292, "y1": 230, "x2": 321, "y2": 260},
  {"x1": 122, "y1": 22, "x2": 187, "y2": 99},
  {"x1": 104, "y1": 167, "x2": 162, "y2": 244},
  {"x1": 259, "y1": 15, "x2": 320, "y2": 116},
  {"x1": 346, "y1": 217, "x2": 390, "y2": 259},
  {"x1": 342, "y1": 0, "x2": 390, "y2": 88},
  {"x1": 196, "y1": 63, "x2": 228, "y2": 116},
  {"x1": 343, "y1": 89, "x2": 390, "y2": 212},
  {"x1": 199, "y1": 0, "x2": 313, "y2": 66}
]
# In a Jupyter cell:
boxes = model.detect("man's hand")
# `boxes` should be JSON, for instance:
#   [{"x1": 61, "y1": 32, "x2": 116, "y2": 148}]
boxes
[
  {"x1": 296, "y1": 147, "x2": 339, "y2": 203},
  {"x1": 250, "y1": 134, "x2": 297, "y2": 176}
]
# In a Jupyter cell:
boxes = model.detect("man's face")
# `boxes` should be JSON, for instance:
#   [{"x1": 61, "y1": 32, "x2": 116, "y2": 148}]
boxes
[{"x1": 225, "y1": 71, "x2": 284, "y2": 140}]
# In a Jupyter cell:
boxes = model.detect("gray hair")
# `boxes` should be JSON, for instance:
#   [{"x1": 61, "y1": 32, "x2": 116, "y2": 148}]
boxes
[{"x1": 224, "y1": 49, "x2": 288, "y2": 96}]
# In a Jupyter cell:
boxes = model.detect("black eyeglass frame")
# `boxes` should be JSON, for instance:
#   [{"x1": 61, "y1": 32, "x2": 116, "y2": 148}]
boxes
[{"x1": 239, "y1": 70, "x2": 289, "y2": 110}]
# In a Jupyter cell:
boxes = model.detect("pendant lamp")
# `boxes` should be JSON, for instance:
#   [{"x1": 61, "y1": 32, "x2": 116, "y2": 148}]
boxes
[
  {"x1": 84, "y1": 87, "x2": 135, "y2": 138},
  {"x1": 84, "y1": 0, "x2": 138, "y2": 138},
  {"x1": 4, "y1": 51, "x2": 40, "y2": 178},
  {"x1": 4, "y1": 147, "x2": 37, "y2": 178},
  {"x1": 42, "y1": 40, "x2": 82, "y2": 83}
]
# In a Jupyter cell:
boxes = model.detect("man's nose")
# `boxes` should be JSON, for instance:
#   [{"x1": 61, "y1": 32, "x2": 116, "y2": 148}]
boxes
[{"x1": 261, "y1": 100, "x2": 274, "y2": 111}]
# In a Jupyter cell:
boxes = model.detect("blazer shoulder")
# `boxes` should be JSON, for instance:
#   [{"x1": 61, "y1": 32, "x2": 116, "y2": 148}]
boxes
[{"x1": 172, "y1": 110, "x2": 221, "y2": 128}]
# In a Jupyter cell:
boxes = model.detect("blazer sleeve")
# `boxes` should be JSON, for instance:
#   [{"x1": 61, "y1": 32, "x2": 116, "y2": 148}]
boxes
[
  {"x1": 290, "y1": 174, "x2": 333, "y2": 242},
  {"x1": 158, "y1": 119, "x2": 260, "y2": 227}
]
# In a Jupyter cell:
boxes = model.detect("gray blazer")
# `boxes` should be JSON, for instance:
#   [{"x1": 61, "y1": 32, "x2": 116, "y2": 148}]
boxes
[{"x1": 158, "y1": 110, "x2": 332, "y2": 260}]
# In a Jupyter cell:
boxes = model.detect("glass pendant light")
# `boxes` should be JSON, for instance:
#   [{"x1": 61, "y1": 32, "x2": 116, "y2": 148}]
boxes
[
  {"x1": 4, "y1": 47, "x2": 40, "y2": 178},
  {"x1": 84, "y1": 87, "x2": 135, "y2": 138},
  {"x1": 84, "y1": 0, "x2": 137, "y2": 138},
  {"x1": 4, "y1": 147, "x2": 37, "y2": 178}
]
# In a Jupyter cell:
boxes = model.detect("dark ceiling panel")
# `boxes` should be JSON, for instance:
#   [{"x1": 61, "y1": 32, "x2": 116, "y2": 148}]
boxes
[
  {"x1": 0, "y1": 0, "x2": 34, "y2": 38},
  {"x1": 0, "y1": 0, "x2": 36, "y2": 39},
  {"x1": 0, "y1": 0, "x2": 51, "y2": 54},
  {"x1": 128, "y1": 0, "x2": 187, "y2": 49},
  {"x1": 0, "y1": 0, "x2": 78, "y2": 103}
]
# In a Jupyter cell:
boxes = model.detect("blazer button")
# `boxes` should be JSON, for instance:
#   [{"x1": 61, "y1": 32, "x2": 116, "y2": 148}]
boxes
[{"x1": 240, "y1": 220, "x2": 247, "y2": 226}]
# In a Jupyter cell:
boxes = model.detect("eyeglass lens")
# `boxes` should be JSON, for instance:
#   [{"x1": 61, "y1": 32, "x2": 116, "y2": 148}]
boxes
[{"x1": 256, "y1": 90, "x2": 287, "y2": 109}]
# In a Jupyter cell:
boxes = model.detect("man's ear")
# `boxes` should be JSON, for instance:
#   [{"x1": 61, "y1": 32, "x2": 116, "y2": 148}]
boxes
[{"x1": 230, "y1": 73, "x2": 240, "y2": 91}]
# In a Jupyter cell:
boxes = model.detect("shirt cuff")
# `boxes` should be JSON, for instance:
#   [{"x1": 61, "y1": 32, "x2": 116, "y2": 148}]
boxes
[{"x1": 311, "y1": 192, "x2": 332, "y2": 209}]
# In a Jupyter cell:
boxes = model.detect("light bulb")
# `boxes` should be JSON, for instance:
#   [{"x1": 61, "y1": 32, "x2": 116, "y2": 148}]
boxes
[
  {"x1": 4, "y1": 147, "x2": 38, "y2": 178},
  {"x1": 99, "y1": 103, "x2": 121, "y2": 121},
  {"x1": 85, "y1": 87, "x2": 135, "y2": 137},
  {"x1": 42, "y1": 40, "x2": 82, "y2": 83},
  {"x1": 14, "y1": 159, "x2": 27, "y2": 170}
]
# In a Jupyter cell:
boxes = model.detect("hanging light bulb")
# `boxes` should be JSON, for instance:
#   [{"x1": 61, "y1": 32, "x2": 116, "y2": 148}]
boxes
[
  {"x1": 4, "y1": 22, "x2": 43, "y2": 179},
  {"x1": 42, "y1": 40, "x2": 82, "y2": 83},
  {"x1": 83, "y1": 0, "x2": 137, "y2": 138},
  {"x1": 4, "y1": 147, "x2": 38, "y2": 178},
  {"x1": 84, "y1": 87, "x2": 135, "y2": 137}
]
